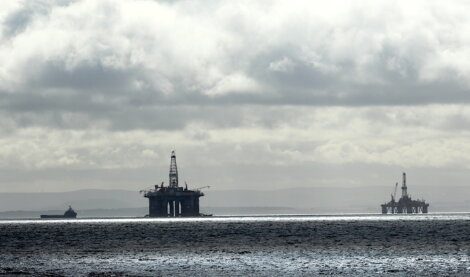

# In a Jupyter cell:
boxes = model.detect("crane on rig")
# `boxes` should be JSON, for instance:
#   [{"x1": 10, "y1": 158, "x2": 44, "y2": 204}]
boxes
[
  {"x1": 196, "y1": 186, "x2": 211, "y2": 191},
  {"x1": 140, "y1": 182, "x2": 164, "y2": 194}
]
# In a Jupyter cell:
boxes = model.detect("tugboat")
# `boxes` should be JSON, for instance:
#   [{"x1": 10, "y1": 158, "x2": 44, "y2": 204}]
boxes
[{"x1": 40, "y1": 206, "x2": 77, "y2": 219}]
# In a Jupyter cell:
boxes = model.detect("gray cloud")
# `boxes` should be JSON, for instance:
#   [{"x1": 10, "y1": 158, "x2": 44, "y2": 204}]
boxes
[
  {"x1": 1, "y1": 1, "x2": 470, "y2": 110},
  {"x1": 1, "y1": 1, "x2": 470, "y2": 192}
]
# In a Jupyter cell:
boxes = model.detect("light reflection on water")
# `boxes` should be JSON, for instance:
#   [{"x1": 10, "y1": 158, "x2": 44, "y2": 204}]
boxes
[
  {"x1": 0, "y1": 212, "x2": 469, "y2": 275},
  {"x1": 0, "y1": 212, "x2": 469, "y2": 224}
]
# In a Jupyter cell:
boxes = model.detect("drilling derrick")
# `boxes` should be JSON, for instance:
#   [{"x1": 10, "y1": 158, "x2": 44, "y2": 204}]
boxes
[
  {"x1": 401, "y1": 172, "x2": 408, "y2": 199},
  {"x1": 141, "y1": 151, "x2": 206, "y2": 217},
  {"x1": 169, "y1": 151, "x2": 178, "y2": 188},
  {"x1": 381, "y1": 172, "x2": 429, "y2": 214}
]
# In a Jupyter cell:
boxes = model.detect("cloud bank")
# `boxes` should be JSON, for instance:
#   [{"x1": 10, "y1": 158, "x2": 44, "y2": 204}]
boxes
[
  {"x1": 2, "y1": 1, "x2": 470, "y2": 105},
  {"x1": 1, "y1": 0, "x2": 470, "y2": 191}
]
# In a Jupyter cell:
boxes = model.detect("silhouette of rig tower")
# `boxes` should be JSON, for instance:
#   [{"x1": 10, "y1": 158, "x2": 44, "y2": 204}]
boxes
[
  {"x1": 142, "y1": 151, "x2": 204, "y2": 217},
  {"x1": 381, "y1": 172, "x2": 429, "y2": 214}
]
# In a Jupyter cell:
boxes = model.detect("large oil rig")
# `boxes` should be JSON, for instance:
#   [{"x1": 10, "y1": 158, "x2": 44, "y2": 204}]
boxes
[
  {"x1": 141, "y1": 151, "x2": 206, "y2": 217},
  {"x1": 381, "y1": 172, "x2": 429, "y2": 214}
]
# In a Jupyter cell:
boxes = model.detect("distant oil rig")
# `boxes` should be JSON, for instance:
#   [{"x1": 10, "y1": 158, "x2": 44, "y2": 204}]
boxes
[
  {"x1": 141, "y1": 151, "x2": 208, "y2": 217},
  {"x1": 381, "y1": 172, "x2": 429, "y2": 214}
]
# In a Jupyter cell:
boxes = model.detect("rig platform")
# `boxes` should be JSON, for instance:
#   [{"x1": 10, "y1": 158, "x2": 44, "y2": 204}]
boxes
[
  {"x1": 381, "y1": 173, "x2": 429, "y2": 214},
  {"x1": 142, "y1": 151, "x2": 205, "y2": 217}
]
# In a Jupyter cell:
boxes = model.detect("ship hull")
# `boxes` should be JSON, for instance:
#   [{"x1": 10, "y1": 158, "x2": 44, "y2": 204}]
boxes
[{"x1": 40, "y1": 215, "x2": 77, "y2": 219}]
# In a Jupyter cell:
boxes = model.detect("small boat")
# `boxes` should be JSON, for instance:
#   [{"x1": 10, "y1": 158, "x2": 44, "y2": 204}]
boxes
[
  {"x1": 200, "y1": 213, "x2": 213, "y2": 217},
  {"x1": 40, "y1": 206, "x2": 77, "y2": 219}
]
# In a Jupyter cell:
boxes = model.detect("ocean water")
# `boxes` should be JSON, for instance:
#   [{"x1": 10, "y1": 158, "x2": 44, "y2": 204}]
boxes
[{"x1": 0, "y1": 214, "x2": 469, "y2": 276}]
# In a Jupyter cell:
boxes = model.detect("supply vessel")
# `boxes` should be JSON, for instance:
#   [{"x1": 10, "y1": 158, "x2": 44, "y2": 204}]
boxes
[{"x1": 40, "y1": 206, "x2": 77, "y2": 219}]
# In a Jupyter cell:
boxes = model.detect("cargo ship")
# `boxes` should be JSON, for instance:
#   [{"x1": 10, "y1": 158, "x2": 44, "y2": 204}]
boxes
[{"x1": 40, "y1": 206, "x2": 77, "y2": 219}]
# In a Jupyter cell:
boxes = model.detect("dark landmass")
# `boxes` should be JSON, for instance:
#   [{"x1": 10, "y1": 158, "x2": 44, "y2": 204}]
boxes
[{"x1": 0, "y1": 185, "x2": 469, "y2": 216}]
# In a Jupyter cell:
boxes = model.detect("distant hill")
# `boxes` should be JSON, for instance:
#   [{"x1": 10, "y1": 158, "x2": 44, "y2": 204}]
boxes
[
  {"x1": 0, "y1": 189, "x2": 143, "y2": 211},
  {"x1": 0, "y1": 186, "x2": 468, "y2": 216},
  {"x1": 204, "y1": 185, "x2": 470, "y2": 213}
]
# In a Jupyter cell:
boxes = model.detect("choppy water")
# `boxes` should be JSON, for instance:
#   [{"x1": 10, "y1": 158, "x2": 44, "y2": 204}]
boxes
[{"x1": 0, "y1": 214, "x2": 469, "y2": 276}]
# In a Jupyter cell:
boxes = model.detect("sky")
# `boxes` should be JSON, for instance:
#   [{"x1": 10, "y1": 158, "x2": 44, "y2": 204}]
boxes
[{"x1": 1, "y1": 0, "x2": 470, "y2": 192}]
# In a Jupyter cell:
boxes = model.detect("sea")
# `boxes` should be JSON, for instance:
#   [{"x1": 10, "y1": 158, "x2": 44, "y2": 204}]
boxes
[{"x1": 0, "y1": 214, "x2": 469, "y2": 276}]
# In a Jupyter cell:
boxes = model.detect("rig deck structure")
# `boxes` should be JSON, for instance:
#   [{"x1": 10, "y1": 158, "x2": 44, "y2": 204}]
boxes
[
  {"x1": 142, "y1": 151, "x2": 205, "y2": 217},
  {"x1": 381, "y1": 173, "x2": 429, "y2": 214}
]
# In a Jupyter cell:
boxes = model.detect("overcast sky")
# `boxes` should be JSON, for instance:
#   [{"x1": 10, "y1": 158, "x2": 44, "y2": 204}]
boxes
[{"x1": 1, "y1": 0, "x2": 470, "y2": 192}]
